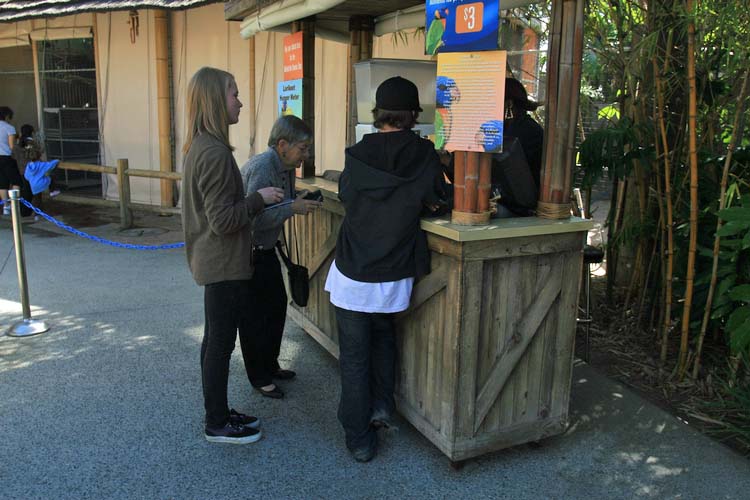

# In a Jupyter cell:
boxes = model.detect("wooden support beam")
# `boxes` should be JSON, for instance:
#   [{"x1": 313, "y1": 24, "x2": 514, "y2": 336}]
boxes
[
  {"x1": 465, "y1": 152, "x2": 479, "y2": 213},
  {"x1": 478, "y1": 153, "x2": 491, "y2": 213},
  {"x1": 117, "y1": 159, "x2": 133, "y2": 229},
  {"x1": 453, "y1": 151, "x2": 466, "y2": 211},
  {"x1": 346, "y1": 16, "x2": 374, "y2": 146},
  {"x1": 293, "y1": 18, "x2": 316, "y2": 178},
  {"x1": 154, "y1": 10, "x2": 174, "y2": 208},
  {"x1": 537, "y1": 0, "x2": 584, "y2": 219},
  {"x1": 248, "y1": 35, "x2": 257, "y2": 157}
]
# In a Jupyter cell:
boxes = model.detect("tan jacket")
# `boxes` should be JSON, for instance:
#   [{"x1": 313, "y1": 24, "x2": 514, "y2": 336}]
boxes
[{"x1": 182, "y1": 133, "x2": 264, "y2": 286}]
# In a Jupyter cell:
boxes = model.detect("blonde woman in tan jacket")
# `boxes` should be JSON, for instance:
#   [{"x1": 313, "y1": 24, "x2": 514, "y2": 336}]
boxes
[{"x1": 182, "y1": 67, "x2": 283, "y2": 444}]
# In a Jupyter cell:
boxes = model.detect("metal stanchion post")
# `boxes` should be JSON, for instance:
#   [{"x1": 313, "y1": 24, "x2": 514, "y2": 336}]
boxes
[{"x1": 7, "y1": 189, "x2": 49, "y2": 337}]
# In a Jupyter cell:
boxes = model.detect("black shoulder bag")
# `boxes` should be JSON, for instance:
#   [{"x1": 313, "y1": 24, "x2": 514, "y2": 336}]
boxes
[
  {"x1": 276, "y1": 218, "x2": 310, "y2": 307},
  {"x1": 490, "y1": 137, "x2": 539, "y2": 216}
]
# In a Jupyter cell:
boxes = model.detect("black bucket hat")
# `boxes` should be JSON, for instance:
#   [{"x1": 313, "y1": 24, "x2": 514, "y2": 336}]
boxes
[
  {"x1": 505, "y1": 78, "x2": 540, "y2": 112},
  {"x1": 375, "y1": 76, "x2": 423, "y2": 112}
]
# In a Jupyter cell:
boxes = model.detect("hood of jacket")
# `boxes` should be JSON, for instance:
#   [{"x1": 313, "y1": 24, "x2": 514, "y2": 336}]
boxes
[{"x1": 344, "y1": 130, "x2": 435, "y2": 201}]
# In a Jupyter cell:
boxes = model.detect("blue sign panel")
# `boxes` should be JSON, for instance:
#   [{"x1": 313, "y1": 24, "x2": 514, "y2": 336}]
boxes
[{"x1": 425, "y1": 0, "x2": 500, "y2": 55}]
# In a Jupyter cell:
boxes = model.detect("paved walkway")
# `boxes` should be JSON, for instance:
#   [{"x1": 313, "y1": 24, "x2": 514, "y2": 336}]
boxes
[{"x1": 1, "y1": 212, "x2": 748, "y2": 499}]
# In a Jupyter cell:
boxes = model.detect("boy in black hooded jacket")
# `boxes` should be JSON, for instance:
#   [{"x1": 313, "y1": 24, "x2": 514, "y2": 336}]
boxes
[{"x1": 325, "y1": 76, "x2": 446, "y2": 462}]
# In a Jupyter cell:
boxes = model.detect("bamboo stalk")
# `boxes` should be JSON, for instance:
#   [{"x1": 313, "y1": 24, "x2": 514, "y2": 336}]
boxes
[
  {"x1": 478, "y1": 153, "x2": 491, "y2": 212},
  {"x1": 563, "y1": 0, "x2": 585, "y2": 203},
  {"x1": 154, "y1": 10, "x2": 174, "y2": 208},
  {"x1": 654, "y1": 41, "x2": 675, "y2": 363},
  {"x1": 465, "y1": 152, "x2": 479, "y2": 213},
  {"x1": 453, "y1": 151, "x2": 466, "y2": 211},
  {"x1": 540, "y1": 0, "x2": 563, "y2": 202},
  {"x1": 678, "y1": 0, "x2": 699, "y2": 377},
  {"x1": 652, "y1": 85, "x2": 667, "y2": 339},
  {"x1": 692, "y1": 69, "x2": 750, "y2": 378},
  {"x1": 549, "y1": 0, "x2": 576, "y2": 205}
]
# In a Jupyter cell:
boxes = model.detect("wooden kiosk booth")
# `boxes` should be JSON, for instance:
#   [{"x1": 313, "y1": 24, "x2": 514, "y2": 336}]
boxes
[{"x1": 225, "y1": 0, "x2": 592, "y2": 462}]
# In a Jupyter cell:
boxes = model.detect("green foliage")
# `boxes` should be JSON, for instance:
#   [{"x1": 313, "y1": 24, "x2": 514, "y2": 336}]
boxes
[
  {"x1": 699, "y1": 357, "x2": 750, "y2": 454},
  {"x1": 717, "y1": 201, "x2": 750, "y2": 355}
]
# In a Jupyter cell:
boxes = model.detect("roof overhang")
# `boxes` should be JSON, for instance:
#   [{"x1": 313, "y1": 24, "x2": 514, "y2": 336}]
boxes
[
  {"x1": 225, "y1": 0, "x2": 545, "y2": 40},
  {"x1": 0, "y1": 0, "x2": 219, "y2": 23}
]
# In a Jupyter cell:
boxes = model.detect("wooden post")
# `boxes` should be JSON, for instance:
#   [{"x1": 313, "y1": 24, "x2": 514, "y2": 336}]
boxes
[
  {"x1": 293, "y1": 18, "x2": 316, "y2": 178},
  {"x1": 537, "y1": 0, "x2": 584, "y2": 220},
  {"x1": 464, "y1": 151, "x2": 479, "y2": 213},
  {"x1": 347, "y1": 19, "x2": 361, "y2": 147},
  {"x1": 117, "y1": 159, "x2": 133, "y2": 229},
  {"x1": 347, "y1": 16, "x2": 374, "y2": 147},
  {"x1": 453, "y1": 151, "x2": 466, "y2": 211},
  {"x1": 478, "y1": 153, "x2": 491, "y2": 213},
  {"x1": 248, "y1": 35, "x2": 257, "y2": 157},
  {"x1": 154, "y1": 10, "x2": 174, "y2": 208}
]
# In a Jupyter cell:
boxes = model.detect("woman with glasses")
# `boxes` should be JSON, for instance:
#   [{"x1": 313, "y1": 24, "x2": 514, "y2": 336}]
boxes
[{"x1": 239, "y1": 115, "x2": 322, "y2": 399}]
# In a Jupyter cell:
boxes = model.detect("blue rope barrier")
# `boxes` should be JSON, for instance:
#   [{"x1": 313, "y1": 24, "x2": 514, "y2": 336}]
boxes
[{"x1": 16, "y1": 199, "x2": 185, "y2": 251}]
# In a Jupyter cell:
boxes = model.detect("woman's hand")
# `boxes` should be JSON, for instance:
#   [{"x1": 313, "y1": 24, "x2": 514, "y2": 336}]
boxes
[
  {"x1": 291, "y1": 192, "x2": 322, "y2": 215},
  {"x1": 257, "y1": 186, "x2": 285, "y2": 205}
]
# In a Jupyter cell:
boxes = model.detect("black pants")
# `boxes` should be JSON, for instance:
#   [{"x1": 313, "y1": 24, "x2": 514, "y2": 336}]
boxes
[
  {"x1": 335, "y1": 306, "x2": 396, "y2": 451},
  {"x1": 201, "y1": 280, "x2": 253, "y2": 428},
  {"x1": 240, "y1": 248, "x2": 288, "y2": 387},
  {"x1": 0, "y1": 156, "x2": 22, "y2": 189}
]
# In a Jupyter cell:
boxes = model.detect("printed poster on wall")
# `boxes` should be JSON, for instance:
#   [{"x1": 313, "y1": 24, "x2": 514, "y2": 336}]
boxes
[
  {"x1": 278, "y1": 79, "x2": 303, "y2": 118},
  {"x1": 283, "y1": 32, "x2": 303, "y2": 80},
  {"x1": 425, "y1": 0, "x2": 499, "y2": 55},
  {"x1": 434, "y1": 50, "x2": 506, "y2": 153}
]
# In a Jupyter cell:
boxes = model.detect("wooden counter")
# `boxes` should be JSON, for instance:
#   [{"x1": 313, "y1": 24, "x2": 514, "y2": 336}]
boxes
[{"x1": 291, "y1": 177, "x2": 593, "y2": 462}]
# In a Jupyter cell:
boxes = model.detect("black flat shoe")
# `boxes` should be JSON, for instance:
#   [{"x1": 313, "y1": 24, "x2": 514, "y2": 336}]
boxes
[
  {"x1": 272, "y1": 369, "x2": 296, "y2": 380},
  {"x1": 255, "y1": 385, "x2": 284, "y2": 399}
]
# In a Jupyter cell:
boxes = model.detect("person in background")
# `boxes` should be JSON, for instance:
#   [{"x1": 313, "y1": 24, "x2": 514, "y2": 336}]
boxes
[
  {"x1": 0, "y1": 106, "x2": 20, "y2": 216},
  {"x1": 503, "y1": 77, "x2": 544, "y2": 189},
  {"x1": 182, "y1": 66, "x2": 284, "y2": 445},
  {"x1": 13, "y1": 124, "x2": 59, "y2": 215},
  {"x1": 325, "y1": 76, "x2": 446, "y2": 462},
  {"x1": 239, "y1": 115, "x2": 322, "y2": 399}
]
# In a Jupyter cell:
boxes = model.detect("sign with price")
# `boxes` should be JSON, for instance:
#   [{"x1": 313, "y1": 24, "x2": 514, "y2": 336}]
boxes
[{"x1": 425, "y1": 0, "x2": 499, "y2": 55}]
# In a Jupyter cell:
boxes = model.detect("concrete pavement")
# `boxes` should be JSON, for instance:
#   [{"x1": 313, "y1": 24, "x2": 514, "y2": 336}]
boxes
[{"x1": 1, "y1": 215, "x2": 748, "y2": 499}]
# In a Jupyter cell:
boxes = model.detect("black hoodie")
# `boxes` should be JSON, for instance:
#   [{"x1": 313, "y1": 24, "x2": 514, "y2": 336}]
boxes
[{"x1": 335, "y1": 130, "x2": 445, "y2": 283}]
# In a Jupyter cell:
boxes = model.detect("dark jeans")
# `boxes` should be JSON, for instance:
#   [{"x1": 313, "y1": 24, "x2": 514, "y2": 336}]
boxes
[
  {"x1": 201, "y1": 280, "x2": 253, "y2": 428},
  {"x1": 335, "y1": 306, "x2": 396, "y2": 451},
  {"x1": 240, "y1": 248, "x2": 287, "y2": 387}
]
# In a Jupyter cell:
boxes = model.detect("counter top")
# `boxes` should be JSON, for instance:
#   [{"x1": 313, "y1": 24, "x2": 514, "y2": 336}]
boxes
[{"x1": 297, "y1": 177, "x2": 594, "y2": 242}]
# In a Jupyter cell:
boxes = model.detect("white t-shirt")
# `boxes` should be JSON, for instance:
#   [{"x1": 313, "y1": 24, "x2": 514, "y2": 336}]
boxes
[
  {"x1": 0, "y1": 120, "x2": 16, "y2": 156},
  {"x1": 325, "y1": 260, "x2": 414, "y2": 314}
]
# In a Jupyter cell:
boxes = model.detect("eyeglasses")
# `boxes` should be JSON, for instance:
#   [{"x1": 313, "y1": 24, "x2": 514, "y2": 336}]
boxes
[{"x1": 293, "y1": 143, "x2": 311, "y2": 154}]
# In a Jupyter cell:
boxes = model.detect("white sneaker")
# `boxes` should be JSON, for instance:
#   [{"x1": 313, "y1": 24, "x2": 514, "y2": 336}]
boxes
[{"x1": 49, "y1": 190, "x2": 61, "y2": 198}]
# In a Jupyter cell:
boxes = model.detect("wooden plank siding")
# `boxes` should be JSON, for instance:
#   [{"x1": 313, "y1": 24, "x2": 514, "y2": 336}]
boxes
[{"x1": 286, "y1": 196, "x2": 587, "y2": 461}]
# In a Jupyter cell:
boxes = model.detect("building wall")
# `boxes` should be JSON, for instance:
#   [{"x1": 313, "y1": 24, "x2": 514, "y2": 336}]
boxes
[
  {"x1": 0, "y1": 45, "x2": 37, "y2": 133},
  {"x1": 1, "y1": 6, "x2": 430, "y2": 206}
]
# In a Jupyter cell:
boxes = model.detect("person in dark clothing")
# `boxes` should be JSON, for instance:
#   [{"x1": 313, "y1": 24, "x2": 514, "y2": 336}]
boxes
[
  {"x1": 503, "y1": 77, "x2": 544, "y2": 189},
  {"x1": 324, "y1": 76, "x2": 446, "y2": 462}
]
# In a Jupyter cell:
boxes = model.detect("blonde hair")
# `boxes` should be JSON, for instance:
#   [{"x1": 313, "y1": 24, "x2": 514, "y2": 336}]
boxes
[{"x1": 183, "y1": 67, "x2": 235, "y2": 154}]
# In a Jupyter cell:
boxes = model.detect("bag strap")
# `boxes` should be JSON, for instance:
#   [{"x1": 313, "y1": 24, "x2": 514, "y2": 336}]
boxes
[{"x1": 276, "y1": 216, "x2": 300, "y2": 268}]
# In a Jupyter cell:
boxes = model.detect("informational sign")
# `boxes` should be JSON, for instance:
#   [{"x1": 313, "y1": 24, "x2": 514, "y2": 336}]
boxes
[
  {"x1": 425, "y1": 0, "x2": 499, "y2": 55},
  {"x1": 283, "y1": 32, "x2": 303, "y2": 80},
  {"x1": 434, "y1": 50, "x2": 506, "y2": 153},
  {"x1": 278, "y1": 79, "x2": 303, "y2": 118}
]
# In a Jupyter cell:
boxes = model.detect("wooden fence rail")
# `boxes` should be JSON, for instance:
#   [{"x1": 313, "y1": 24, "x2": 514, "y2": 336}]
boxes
[{"x1": 57, "y1": 159, "x2": 182, "y2": 229}]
